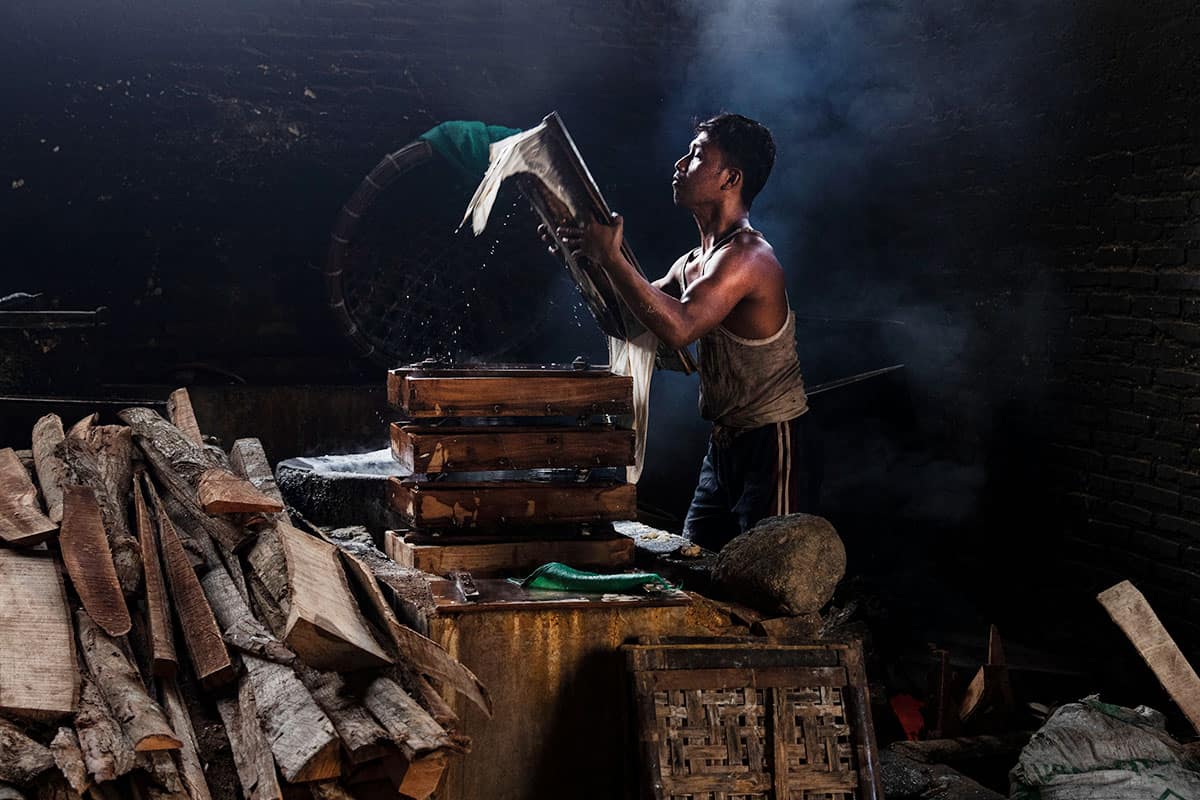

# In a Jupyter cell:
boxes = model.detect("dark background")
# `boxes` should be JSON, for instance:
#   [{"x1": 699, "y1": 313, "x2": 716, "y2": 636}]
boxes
[{"x1": 4, "y1": 0, "x2": 1200, "y2": 714}]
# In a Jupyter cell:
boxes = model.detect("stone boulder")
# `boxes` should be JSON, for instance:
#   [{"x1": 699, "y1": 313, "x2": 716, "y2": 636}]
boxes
[{"x1": 712, "y1": 513, "x2": 845, "y2": 616}]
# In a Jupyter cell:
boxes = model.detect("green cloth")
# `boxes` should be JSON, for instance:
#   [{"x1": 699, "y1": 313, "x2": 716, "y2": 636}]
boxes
[
  {"x1": 511, "y1": 562, "x2": 675, "y2": 594},
  {"x1": 418, "y1": 120, "x2": 522, "y2": 181}
]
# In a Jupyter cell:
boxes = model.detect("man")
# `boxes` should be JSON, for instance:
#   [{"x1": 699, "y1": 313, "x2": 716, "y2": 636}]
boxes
[{"x1": 547, "y1": 113, "x2": 819, "y2": 550}]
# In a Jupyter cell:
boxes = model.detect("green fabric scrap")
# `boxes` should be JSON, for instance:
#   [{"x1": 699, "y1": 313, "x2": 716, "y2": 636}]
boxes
[
  {"x1": 418, "y1": 120, "x2": 522, "y2": 181},
  {"x1": 511, "y1": 562, "x2": 675, "y2": 594}
]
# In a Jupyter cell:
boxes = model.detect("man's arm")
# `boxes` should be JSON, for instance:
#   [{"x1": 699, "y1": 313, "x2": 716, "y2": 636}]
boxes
[{"x1": 558, "y1": 215, "x2": 758, "y2": 350}]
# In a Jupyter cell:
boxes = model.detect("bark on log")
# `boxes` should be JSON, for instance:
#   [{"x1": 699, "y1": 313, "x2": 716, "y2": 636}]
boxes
[
  {"x1": 159, "y1": 680, "x2": 212, "y2": 800},
  {"x1": 0, "y1": 785, "x2": 27, "y2": 800},
  {"x1": 136, "y1": 750, "x2": 185, "y2": 797},
  {"x1": 406, "y1": 671, "x2": 459, "y2": 730},
  {"x1": 295, "y1": 667, "x2": 390, "y2": 764},
  {"x1": 75, "y1": 610, "x2": 181, "y2": 753},
  {"x1": 143, "y1": 477, "x2": 234, "y2": 689},
  {"x1": 65, "y1": 413, "x2": 98, "y2": 440},
  {"x1": 0, "y1": 717, "x2": 54, "y2": 785},
  {"x1": 0, "y1": 549, "x2": 79, "y2": 720},
  {"x1": 49, "y1": 728, "x2": 90, "y2": 795},
  {"x1": 214, "y1": 680, "x2": 283, "y2": 800},
  {"x1": 59, "y1": 485, "x2": 131, "y2": 637},
  {"x1": 0, "y1": 447, "x2": 57, "y2": 547},
  {"x1": 31, "y1": 414, "x2": 67, "y2": 525},
  {"x1": 57, "y1": 437, "x2": 141, "y2": 594},
  {"x1": 73, "y1": 676, "x2": 137, "y2": 783},
  {"x1": 117, "y1": 408, "x2": 249, "y2": 553},
  {"x1": 197, "y1": 564, "x2": 339, "y2": 784},
  {"x1": 228, "y1": 440, "x2": 283, "y2": 505},
  {"x1": 361, "y1": 677, "x2": 459, "y2": 760},
  {"x1": 166, "y1": 389, "x2": 203, "y2": 447},
  {"x1": 132, "y1": 477, "x2": 176, "y2": 678}
]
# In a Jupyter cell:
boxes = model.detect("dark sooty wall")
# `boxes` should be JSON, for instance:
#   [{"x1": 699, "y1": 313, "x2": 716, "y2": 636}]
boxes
[{"x1": 4, "y1": 2, "x2": 1200, "y2": 649}]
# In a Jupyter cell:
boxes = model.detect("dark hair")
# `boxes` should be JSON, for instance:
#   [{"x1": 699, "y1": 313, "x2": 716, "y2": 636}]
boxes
[{"x1": 695, "y1": 113, "x2": 776, "y2": 208}]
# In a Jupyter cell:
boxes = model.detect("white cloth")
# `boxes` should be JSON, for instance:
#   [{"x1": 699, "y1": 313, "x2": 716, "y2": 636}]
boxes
[{"x1": 608, "y1": 331, "x2": 657, "y2": 483}]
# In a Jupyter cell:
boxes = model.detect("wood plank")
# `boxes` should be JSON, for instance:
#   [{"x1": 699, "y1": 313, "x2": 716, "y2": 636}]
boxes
[
  {"x1": 166, "y1": 388, "x2": 203, "y2": 447},
  {"x1": 75, "y1": 610, "x2": 181, "y2": 753},
  {"x1": 143, "y1": 477, "x2": 235, "y2": 689},
  {"x1": 57, "y1": 436, "x2": 141, "y2": 595},
  {"x1": 391, "y1": 374, "x2": 633, "y2": 418},
  {"x1": 275, "y1": 523, "x2": 391, "y2": 672},
  {"x1": 0, "y1": 550, "x2": 78, "y2": 720},
  {"x1": 117, "y1": 407, "x2": 250, "y2": 552},
  {"x1": 0, "y1": 447, "x2": 56, "y2": 546},
  {"x1": 59, "y1": 485, "x2": 130, "y2": 637},
  {"x1": 0, "y1": 716, "x2": 54, "y2": 786},
  {"x1": 196, "y1": 468, "x2": 284, "y2": 514},
  {"x1": 31, "y1": 414, "x2": 67, "y2": 524},
  {"x1": 391, "y1": 424, "x2": 635, "y2": 473},
  {"x1": 1098, "y1": 579, "x2": 1200, "y2": 734},
  {"x1": 132, "y1": 477, "x2": 177, "y2": 678},
  {"x1": 387, "y1": 530, "x2": 634, "y2": 577},
  {"x1": 388, "y1": 479, "x2": 636, "y2": 529}
]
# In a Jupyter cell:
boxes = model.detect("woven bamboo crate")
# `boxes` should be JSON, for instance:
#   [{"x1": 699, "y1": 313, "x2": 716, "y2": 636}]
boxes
[{"x1": 623, "y1": 638, "x2": 882, "y2": 800}]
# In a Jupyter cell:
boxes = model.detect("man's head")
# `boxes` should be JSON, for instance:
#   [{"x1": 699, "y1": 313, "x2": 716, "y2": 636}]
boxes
[{"x1": 673, "y1": 113, "x2": 775, "y2": 211}]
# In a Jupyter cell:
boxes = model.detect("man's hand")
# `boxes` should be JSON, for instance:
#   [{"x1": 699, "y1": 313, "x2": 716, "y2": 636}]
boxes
[{"x1": 537, "y1": 213, "x2": 625, "y2": 267}]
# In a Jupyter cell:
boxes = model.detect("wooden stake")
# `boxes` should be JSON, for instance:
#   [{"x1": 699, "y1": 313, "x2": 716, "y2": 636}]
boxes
[
  {"x1": 166, "y1": 389, "x2": 203, "y2": 447},
  {"x1": 59, "y1": 485, "x2": 130, "y2": 638},
  {"x1": 0, "y1": 550, "x2": 79, "y2": 721},
  {"x1": 1098, "y1": 579, "x2": 1200, "y2": 735},
  {"x1": 31, "y1": 414, "x2": 68, "y2": 524},
  {"x1": 132, "y1": 476, "x2": 176, "y2": 678},
  {"x1": 0, "y1": 447, "x2": 57, "y2": 547},
  {"x1": 142, "y1": 477, "x2": 234, "y2": 689},
  {"x1": 75, "y1": 610, "x2": 181, "y2": 753}
]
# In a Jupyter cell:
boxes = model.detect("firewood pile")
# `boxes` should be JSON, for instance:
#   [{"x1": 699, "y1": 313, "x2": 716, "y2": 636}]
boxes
[{"x1": 0, "y1": 389, "x2": 491, "y2": 800}]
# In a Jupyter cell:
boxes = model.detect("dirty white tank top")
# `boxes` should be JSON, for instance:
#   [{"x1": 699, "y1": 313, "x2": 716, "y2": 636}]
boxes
[{"x1": 679, "y1": 228, "x2": 809, "y2": 429}]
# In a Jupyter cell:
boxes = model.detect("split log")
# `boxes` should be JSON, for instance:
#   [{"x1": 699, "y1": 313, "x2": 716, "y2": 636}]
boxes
[
  {"x1": 310, "y1": 526, "x2": 489, "y2": 717},
  {"x1": 361, "y1": 677, "x2": 459, "y2": 760},
  {"x1": 0, "y1": 717, "x2": 54, "y2": 785},
  {"x1": 57, "y1": 437, "x2": 141, "y2": 594},
  {"x1": 245, "y1": 655, "x2": 341, "y2": 783},
  {"x1": 263, "y1": 523, "x2": 391, "y2": 672},
  {"x1": 132, "y1": 477, "x2": 176, "y2": 678},
  {"x1": 31, "y1": 414, "x2": 68, "y2": 524},
  {"x1": 0, "y1": 550, "x2": 79, "y2": 720},
  {"x1": 59, "y1": 485, "x2": 130, "y2": 638},
  {"x1": 0, "y1": 447, "x2": 57, "y2": 547},
  {"x1": 159, "y1": 680, "x2": 212, "y2": 800},
  {"x1": 198, "y1": 563, "x2": 340, "y2": 784},
  {"x1": 166, "y1": 389, "x2": 202, "y2": 447},
  {"x1": 228, "y1": 439, "x2": 283, "y2": 505},
  {"x1": 65, "y1": 413, "x2": 98, "y2": 440},
  {"x1": 0, "y1": 784, "x2": 26, "y2": 800},
  {"x1": 1098, "y1": 579, "x2": 1200, "y2": 734},
  {"x1": 197, "y1": 470, "x2": 283, "y2": 515},
  {"x1": 295, "y1": 667, "x2": 390, "y2": 765},
  {"x1": 74, "y1": 676, "x2": 137, "y2": 783},
  {"x1": 214, "y1": 681, "x2": 283, "y2": 800},
  {"x1": 143, "y1": 477, "x2": 234, "y2": 688},
  {"x1": 49, "y1": 728, "x2": 91, "y2": 795},
  {"x1": 136, "y1": 750, "x2": 185, "y2": 797},
  {"x1": 397, "y1": 752, "x2": 448, "y2": 800},
  {"x1": 406, "y1": 672, "x2": 458, "y2": 730},
  {"x1": 117, "y1": 408, "x2": 249, "y2": 552},
  {"x1": 75, "y1": 610, "x2": 181, "y2": 753}
]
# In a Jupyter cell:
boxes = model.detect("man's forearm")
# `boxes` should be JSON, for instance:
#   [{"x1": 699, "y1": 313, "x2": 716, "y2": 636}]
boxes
[{"x1": 599, "y1": 251, "x2": 692, "y2": 348}]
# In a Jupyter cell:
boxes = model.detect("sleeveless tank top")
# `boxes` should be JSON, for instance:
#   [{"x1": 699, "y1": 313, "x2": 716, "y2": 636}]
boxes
[{"x1": 679, "y1": 228, "x2": 809, "y2": 429}]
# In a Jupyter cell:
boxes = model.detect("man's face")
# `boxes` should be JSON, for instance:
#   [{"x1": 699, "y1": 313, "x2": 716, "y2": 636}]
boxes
[{"x1": 672, "y1": 132, "x2": 728, "y2": 209}]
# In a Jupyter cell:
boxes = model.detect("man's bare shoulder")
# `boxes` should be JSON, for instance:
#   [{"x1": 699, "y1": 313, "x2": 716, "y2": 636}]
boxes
[{"x1": 708, "y1": 231, "x2": 782, "y2": 278}]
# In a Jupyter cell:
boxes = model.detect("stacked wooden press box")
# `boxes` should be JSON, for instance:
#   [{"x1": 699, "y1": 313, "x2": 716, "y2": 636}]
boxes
[{"x1": 383, "y1": 363, "x2": 640, "y2": 577}]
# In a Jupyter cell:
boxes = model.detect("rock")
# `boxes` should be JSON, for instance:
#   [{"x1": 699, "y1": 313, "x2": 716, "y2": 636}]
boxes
[{"x1": 711, "y1": 513, "x2": 845, "y2": 616}]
